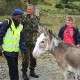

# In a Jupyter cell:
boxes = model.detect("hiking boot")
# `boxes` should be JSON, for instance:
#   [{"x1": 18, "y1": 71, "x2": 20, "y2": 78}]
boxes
[
  {"x1": 22, "y1": 73, "x2": 29, "y2": 80},
  {"x1": 30, "y1": 70, "x2": 39, "y2": 78}
]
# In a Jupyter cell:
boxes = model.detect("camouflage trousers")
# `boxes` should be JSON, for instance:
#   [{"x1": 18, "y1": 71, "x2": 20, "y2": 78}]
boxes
[{"x1": 21, "y1": 45, "x2": 37, "y2": 74}]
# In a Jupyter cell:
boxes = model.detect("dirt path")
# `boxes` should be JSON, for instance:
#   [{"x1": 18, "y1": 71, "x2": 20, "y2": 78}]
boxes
[{"x1": 0, "y1": 54, "x2": 64, "y2": 80}]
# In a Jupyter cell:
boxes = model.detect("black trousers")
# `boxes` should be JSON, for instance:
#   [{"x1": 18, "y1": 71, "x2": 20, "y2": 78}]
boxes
[
  {"x1": 22, "y1": 45, "x2": 36, "y2": 73},
  {"x1": 3, "y1": 51, "x2": 19, "y2": 80}
]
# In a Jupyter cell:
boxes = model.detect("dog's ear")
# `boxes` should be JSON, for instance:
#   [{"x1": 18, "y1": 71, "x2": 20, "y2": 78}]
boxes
[{"x1": 48, "y1": 29, "x2": 53, "y2": 35}]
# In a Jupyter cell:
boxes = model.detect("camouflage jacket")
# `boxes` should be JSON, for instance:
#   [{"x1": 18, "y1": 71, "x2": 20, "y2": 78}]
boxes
[{"x1": 22, "y1": 15, "x2": 39, "y2": 46}]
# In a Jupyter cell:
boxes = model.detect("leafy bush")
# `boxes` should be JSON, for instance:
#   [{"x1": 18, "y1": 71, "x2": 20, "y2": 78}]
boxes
[{"x1": 55, "y1": 3, "x2": 64, "y2": 9}]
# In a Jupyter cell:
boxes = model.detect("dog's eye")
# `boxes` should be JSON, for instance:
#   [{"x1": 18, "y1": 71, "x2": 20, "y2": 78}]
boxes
[{"x1": 41, "y1": 41, "x2": 44, "y2": 43}]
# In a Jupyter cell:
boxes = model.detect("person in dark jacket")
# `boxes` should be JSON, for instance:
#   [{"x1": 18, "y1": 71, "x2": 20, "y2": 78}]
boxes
[
  {"x1": 0, "y1": 22, "x2": 3, "y2": 56},
  {"x1": 0, "y1": 8, "x2": 27, "y2": 80},
  {"x1": 21, "y1": 5, "x2": 39, "y2": 80},
  {"x1": 76, "y1": 27, "x2": 80, "y2": 47},
  {"x1": 58, "y1": 16, "x2": 78, "y2": 46}
]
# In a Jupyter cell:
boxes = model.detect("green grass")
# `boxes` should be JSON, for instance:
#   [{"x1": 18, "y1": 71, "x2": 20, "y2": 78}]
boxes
[
  {"x1": 0, "y1": 16, "x2": 10, "y2": 21},
  {"x1": 39, "y1": 0, "x2": 80, "y2": 15},
  {"x1": 1, "y1": 15, "x2": 80, "y2": 34},
  {"x1": 38, "y1": 0, "x2": 80, "y2": 33},
  {"x1": 0, "y1": 15, "x2": 80, "y2": 38},
  {"x1": 72, "y1": 1, "x2": 80, "y2": 6},
  {"x1": 40, "y1": 14, "x2": 80, "y2": 34}
]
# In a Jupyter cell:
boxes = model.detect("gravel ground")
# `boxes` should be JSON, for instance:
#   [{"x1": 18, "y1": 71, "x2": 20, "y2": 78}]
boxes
[{"x1": 0, "y1": 53, "x2": 64, "y2": 80}]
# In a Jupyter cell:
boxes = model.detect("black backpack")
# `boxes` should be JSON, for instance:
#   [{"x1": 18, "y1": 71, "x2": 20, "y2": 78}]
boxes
[
  {"x1": 0, "y1": 18, "x2": 12, "y2": 45},
  {"x1": 0, "y1": 21, "x2": 4, "y2": 28},
  {"x1": 0, "y1": 18, "x2": 11, "y2": 30}
]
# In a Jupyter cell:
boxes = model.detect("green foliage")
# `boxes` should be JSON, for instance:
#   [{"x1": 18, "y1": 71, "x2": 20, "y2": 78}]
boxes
[
  {"x1": 0, "y1": 0, "x2": 7, "y2": 15},
  {"x1": 0, "y1": 0, "x2": 80, "y2": 15},
  {"x1": 32, "y1": 0, "x2": 39, "y2": 5},
  {"x1": 55, "y1": 0, "x2": 80, "y2": 14},
  {"x1": 60, "y1": 0, "x2": 69, "y2": 4},
  {"x1": 0, "y1": 0, "x2": 24, "y2": 15},
  {"x1": 55, "y1": 3, "x2": 64, "y2": 9}
]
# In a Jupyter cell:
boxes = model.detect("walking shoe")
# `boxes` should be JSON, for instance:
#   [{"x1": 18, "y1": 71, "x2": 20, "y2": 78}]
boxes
[
  {"x1": 30, "y1": 71, "x2": 39, "y2": 78},
  {"x1": 22, "y1": 73, "x2": 29, "y2": 80}
]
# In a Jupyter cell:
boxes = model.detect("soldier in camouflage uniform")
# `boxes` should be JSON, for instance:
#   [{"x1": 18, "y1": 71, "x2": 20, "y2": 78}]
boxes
[{"x1": 21, "y1": 5, "x2": 39, "y2": 80}]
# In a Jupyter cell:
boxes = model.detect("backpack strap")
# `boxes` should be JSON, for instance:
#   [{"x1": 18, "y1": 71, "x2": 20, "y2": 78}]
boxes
[
  {"x1": 0, "y1": 18, "x2": 12, "y2": 45},
  {"x1": 5, "y1": 18, "x2": 12, "y2": 28},
  {"x1": 2, "y1": 18, "x2": 12, "y2": 37}
]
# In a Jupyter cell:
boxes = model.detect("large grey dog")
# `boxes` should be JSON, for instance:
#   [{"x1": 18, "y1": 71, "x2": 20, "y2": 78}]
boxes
[{"x1": 32, "y1": 29, "x2": 80, "y2": 80}]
